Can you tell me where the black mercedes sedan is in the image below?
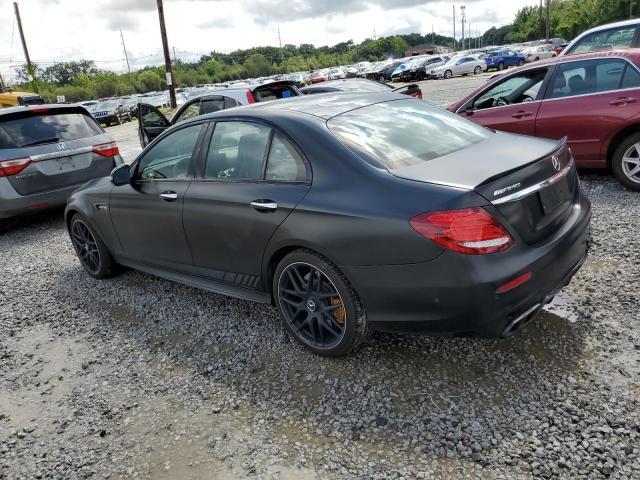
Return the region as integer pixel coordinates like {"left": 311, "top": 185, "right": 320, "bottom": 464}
{"left": 65, "top": 93, "right": 591, "bottom": 357}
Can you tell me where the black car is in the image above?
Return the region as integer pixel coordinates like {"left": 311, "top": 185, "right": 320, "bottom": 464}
{"left": 300, "top": 78, "right": 423, "bottom": 99}
{"left": 65, "top": 93, "right": 591, "bottom": 357}
{"left": 90, "top": 101, "right": 131, "bottom": 127}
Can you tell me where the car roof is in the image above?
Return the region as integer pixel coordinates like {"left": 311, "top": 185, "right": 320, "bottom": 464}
{"left": 518, "top": 48, "right": 640, "bottom": 68}
{"left": 194, "top": 92, "right": 408, "bottom": 121}
{"left": 578, "top": 18, "right": 640, "bottom": 34}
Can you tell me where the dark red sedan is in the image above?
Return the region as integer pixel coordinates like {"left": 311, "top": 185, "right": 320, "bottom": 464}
{"left": 449, "top": 49, "right": 640, "bottom": 190}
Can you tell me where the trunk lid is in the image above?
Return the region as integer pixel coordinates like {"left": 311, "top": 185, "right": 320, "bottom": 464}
{"left": 392, "top": 133, "right": 578, "bottom": 244}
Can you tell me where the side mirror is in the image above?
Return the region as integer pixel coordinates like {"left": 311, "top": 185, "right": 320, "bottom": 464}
{"left": 111, "top": 164, "right": 131, "bottom": 186}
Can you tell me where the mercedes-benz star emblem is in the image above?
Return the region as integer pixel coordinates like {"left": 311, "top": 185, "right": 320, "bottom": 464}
{"left": 551, "top": 155, "right": 561, "bottom": 171}
{"left": 306, "top": 299, "right": 317, "bottom": 312}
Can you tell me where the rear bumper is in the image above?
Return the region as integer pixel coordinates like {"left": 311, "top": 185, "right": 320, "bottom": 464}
{"left": 0, "top": 179, "right": 83, "bottom": 219}
{"left": 341, "top": 194, "right": 591, "bottom": 337}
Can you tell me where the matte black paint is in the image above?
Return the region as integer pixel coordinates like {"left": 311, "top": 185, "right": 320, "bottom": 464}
{"left": 66, "top": 92, "right": 591, "bottom": 337}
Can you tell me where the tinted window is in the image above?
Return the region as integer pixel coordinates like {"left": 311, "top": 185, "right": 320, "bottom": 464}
{"left": 200, "top": 98, "right": 225, "bottom": 114}
{"left": 568, "top": 27, "right": 637, "bottom": 55}
{"left": 474, "top": 69, "right": 547, "bottom": 109}
{"left": 174, "top": 102, "right": 200, "bottom": 124}
{"left": 224, "top": 97, "right": 240, "bottom": 109}
{"left": 265, "top": 134, "right": 306, "bottom": 182}
{"left": 327, "top": 99, "right": 489, "bottom": 170}
{"left": 205, "top": 122, "right": 270, "bottom": 180}
{"left": 0, "top": 111, "right": 102, "bottom": 149}
{"left": 137, "top": 124, "right": 202, "bottom": 180}
{"left": 621, "top": 64, "right": 640, "bottom": 88}
{"left": 548, "top": 59, "right": 626, "bottom": 99}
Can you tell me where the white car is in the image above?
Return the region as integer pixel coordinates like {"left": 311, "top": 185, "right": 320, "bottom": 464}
{"left": 523, "top": 45, "right": 556, "bottom": 62}
{"left": 561, "top": 18, "right": 640, "bottom": 56}
{"left": 327, "top": 68, "right": 346, "bottom": 80}
{"left": 430, "top": 56, "right": 487, "bottom": 79}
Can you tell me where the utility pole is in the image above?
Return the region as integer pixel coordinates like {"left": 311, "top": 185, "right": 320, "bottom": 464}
{"left": 120, "top": 29, "right": 131, "bottom": 74}
{"left": 277, "top": 28, "right": 284, "bottom": 65}
{"left": 631, "top": 0, "right": 634, "bottom": 18}
{"left": 539, "top": 0, "right": 544, "bottom": 39}
{"left": 452, "top": 5, "right": 456, "bottom": 51}
{"left": 545, "top": 0, "right": 551, "bottom": 41}
{"left": 0, "top": 73, "right": 5, "bottom": 92}
{"left": 460, "top": 5, "right": 466, "bottom": 51}
{"left": 13, "top": 2, "right": 35, "bottom": 90}
{"left": 156, "top": 0, "right": 176, "bottom": 108}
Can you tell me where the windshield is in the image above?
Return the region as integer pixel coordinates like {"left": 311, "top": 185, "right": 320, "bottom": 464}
{"left": 99, "top": 102, "right": 119, "bottom": 110}
{"left": 327, "top": 99, "right": 489, "bottom": 170}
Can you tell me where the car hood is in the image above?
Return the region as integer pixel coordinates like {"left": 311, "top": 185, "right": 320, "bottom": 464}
{"left": 389, "top": 131, "right": 559, "bottom": 189}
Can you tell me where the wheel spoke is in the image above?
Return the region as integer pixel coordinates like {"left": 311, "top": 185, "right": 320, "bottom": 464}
{"left": 628, "top": 165, "right": 640, "bottom": 177}
{"left": 280, "top": 296, "right": 302, "bottom": 308}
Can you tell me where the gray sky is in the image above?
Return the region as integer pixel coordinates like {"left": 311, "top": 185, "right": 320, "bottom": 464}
{"left": 0, "top": 0, "right": 537, "bottom": 83}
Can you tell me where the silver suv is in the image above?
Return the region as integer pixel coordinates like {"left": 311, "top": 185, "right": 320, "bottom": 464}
{"left": 0, "top": 105, "right": 123, "bottom": 220}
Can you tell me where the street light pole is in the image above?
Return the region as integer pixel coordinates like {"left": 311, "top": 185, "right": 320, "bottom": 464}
{"left": 156, "top": 0, "right": 176, "bottom": 109}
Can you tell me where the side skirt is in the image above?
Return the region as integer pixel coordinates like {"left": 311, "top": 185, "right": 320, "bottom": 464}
{"left": 116, "top": 257, "right": 271, "bottom": 304}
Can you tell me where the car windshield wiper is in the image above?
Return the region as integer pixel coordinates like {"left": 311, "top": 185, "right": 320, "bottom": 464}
{"left": 21, "top": 137, "right": 60, "bottom": 147}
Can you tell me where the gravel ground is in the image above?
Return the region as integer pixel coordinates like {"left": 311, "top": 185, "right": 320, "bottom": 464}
{"left": 1, "top": 74, "right": 639, "bottom": 480}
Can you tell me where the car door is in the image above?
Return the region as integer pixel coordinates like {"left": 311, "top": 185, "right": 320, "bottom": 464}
{"left": 182, "top": 120, "right": 311, "bottom": 289}
{"left": 110, "top": 122, "right": 207, "bottom": 269}
{"left": 138, "top": 103, "right": 171, "bottom": 148}
{"left": 535, "top": 58, "right": 640, "bottom": 166}
{"left": 458, "top": 66, "right": 550, "bottom": 135}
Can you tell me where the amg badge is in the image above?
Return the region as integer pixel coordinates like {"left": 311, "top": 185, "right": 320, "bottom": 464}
{"left": 494, "top": 182, "right": 521, "bottom": 197}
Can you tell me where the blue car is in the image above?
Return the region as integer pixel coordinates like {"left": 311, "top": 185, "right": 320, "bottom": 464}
{"left": 484, "top": 49, "right": 526, "bottom": 71}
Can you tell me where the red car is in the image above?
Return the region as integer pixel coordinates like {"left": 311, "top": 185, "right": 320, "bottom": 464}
{"left": 449, "top": 49, "right": 640, "bottom": 190}
{"left": 310, "top": 71, "right": 327, "bottom": 84}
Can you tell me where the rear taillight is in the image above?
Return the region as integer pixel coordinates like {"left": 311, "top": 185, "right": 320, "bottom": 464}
{"left": 0, "top": 157, "right": 32, "bottom": 177}
{"left": 246, "top": 91, "right": 256, "bottom": 104}
{"left": 92, "top": 141, "right": 120, "bottom": 157}
{"left": 409, "top": 207, "right": 513, "bottom": 255}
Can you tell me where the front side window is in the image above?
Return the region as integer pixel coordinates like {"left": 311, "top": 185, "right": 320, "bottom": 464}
{"left": 568, "top": 27, "right": 637, "bottom": 55}
{"left": 174, "top": 103, "right": 200, "bottom": 124}
{"left": 200, "top": 98, "right": 225, "bottom": 114}
{"left": 137, "top": 124, "right": 202, "bottom": 181}
{"left": 205, "top": 122, "right": 270, "bottom": 180}
{"left": 474, "top": 69, "right": 547, "bottom": 109}
{"left": 548, "top": 59, "right": 626, "bottom": 99}
{"left": 327, "top": 99, "right": 489, "bottom": 170}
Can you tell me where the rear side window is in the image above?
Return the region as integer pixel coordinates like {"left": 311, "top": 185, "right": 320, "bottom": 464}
{"left": 0, "top": 111, "right": 102, "bottom": 149}
{"left": 621, "top": 64, "right": 640, "bottom": 88}
{"left": 205, "top": 121, "right": 271, "bottom": 180}
{"left": 548, "top": 59, "right": 626, "bottom": 99}
{"left": 265, "top": 134, "right": 306, "bottom": 182}
{"left": 327, "top": 99, "right": 489, "bottom": 170}
{"left": 200, "top": 98, "right": 225, "bottom": 114}
{"left": 568, "top": 27, "right": 637, "bottom": 55}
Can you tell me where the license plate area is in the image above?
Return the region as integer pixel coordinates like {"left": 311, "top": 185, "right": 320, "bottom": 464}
{"left": 538, "top": 177, "right": 571, "bottom": 215}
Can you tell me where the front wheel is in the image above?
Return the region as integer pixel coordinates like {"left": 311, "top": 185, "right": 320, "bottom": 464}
{"left": 497, "top": 62, "right": 505, "bottom": 71}
{"left": 274, "top": 250, "right": 369, "bottom": 357}
{"left": 444, "top": 70, "right": 453, "bottom": 79}
{"left": 474, "top": 66, "right": 482, "bottom": 75}
{"left": 69, "top": 214, "right": 119, "bottom": 279}
{"left": 518, "top": 59, "right": 525, "bottom": 66}
{"left": 378, "top": 75, "right": 385, "bottom": 83}
{"left": 612, "top": 133, "right": 640, "bottom": 191}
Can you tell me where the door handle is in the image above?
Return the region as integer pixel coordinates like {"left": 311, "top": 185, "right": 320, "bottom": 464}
{"left": 250, "top": 200, "right": 278, "bottom": 212}
{"left": 609, "top": 97, "right": 637, "bottom": 106}
{"left": 512, "top": 111, "right": 533, "bottom": 119}
{"left": 160, "top": 191, "right": 178, "bottom": 201}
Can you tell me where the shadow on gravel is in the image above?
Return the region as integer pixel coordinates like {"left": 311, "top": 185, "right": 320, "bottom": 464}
{"left": 0, "top": 207, "right": 65, "bottom": 236}
{"left": 52, "top": 263, "right": 597, "bottom": 473}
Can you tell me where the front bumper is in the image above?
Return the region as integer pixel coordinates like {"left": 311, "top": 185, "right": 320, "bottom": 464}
{"left": 341, "top": 194, "right": 591, "bottom": 337}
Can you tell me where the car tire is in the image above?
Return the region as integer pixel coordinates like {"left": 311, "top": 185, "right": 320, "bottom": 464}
{"left": 552, "top": 54, "right": 557, "bottom": 57}
{"left": 518, "top": 59, "right": 525, "bottom": 66}
{"left": 274, "top": 249, "right": 370, "bottom": 357}
{"left": 535, "top": 57, "right": 540, "bottom": 61}
{"left": 69, "top": 213, "right": 119, "bottom": 279}
{"left": 611, "top": 133, "right": 640, "bottom": 191}
{"left": 444, "top": 70, "right": 452, "bottom": 79}
{"left": 497, "top": 62, "right": 505, "bottom": 71}
{"left": 115, "top": 115, "right": 122, "bottom": 125}
{"left": 474, "top": 66, "right": 482, "bottom": 75}
{"left": 378, "top": 75, "right": 385, "bottom": 83}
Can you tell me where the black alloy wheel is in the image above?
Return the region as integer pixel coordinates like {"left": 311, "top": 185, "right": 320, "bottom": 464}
{"left": 69, "top": 214, "right": 118, "bottom": 279}
{"left": 274, "top": 250, "right": 369, "bottom": 356}
{"left": 71, "top": 218, "right": 101, "bottom": 275}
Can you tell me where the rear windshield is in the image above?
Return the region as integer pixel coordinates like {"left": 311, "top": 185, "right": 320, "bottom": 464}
{"left": 253, "top": 84, "right": 299, "bottom": 102}
{"left": 327, "top": 99, "right": 489, "bottom": 169}
{"left": 0, "top": 110, "right": 103, "bottom": 149}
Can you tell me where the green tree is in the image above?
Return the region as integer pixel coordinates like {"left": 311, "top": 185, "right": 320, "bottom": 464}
{"left": 243, "top": 54, "right": 271, "bottom": 77}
